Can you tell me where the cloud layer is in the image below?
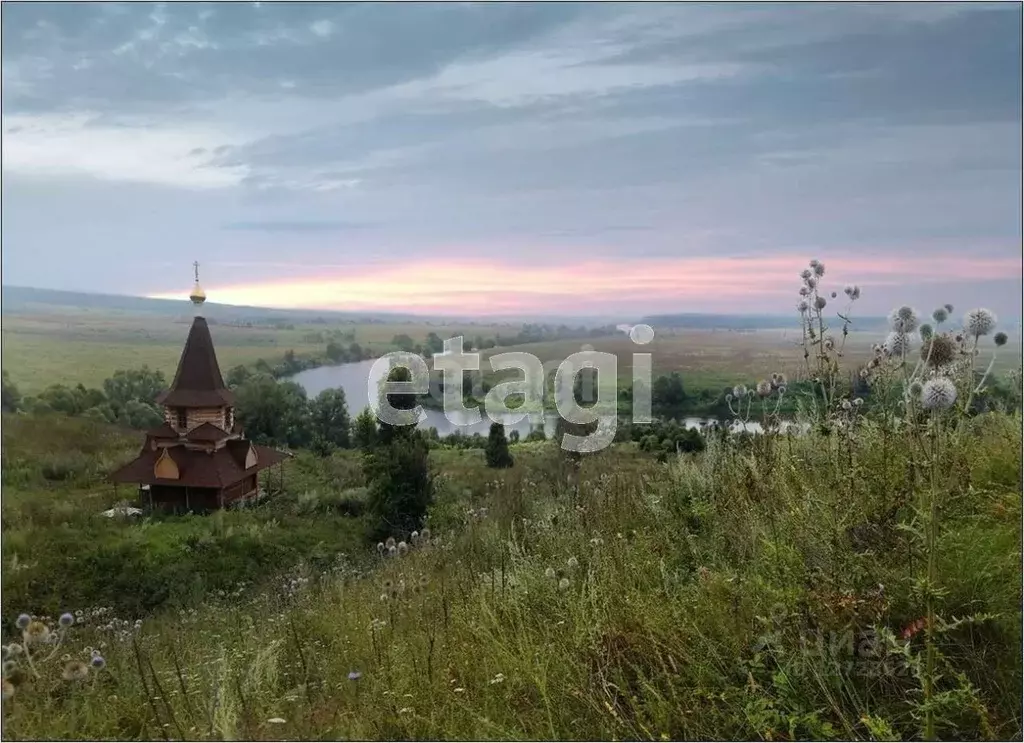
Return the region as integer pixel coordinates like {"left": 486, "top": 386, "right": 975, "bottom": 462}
{"left": 2, "top": 2, "right": 1021, "bottom": 318}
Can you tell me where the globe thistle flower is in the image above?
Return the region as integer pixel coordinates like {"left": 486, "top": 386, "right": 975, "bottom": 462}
{"left": 908, "top": 380, "right": 924, "bottom": 396}
{"left": 777, "top": 385, "right": 787, "bottom": 394}
{"left": 994, "top": 332, "right": 1008, "bottom": 347}
{"left": 932, "top": 307, "right": 949, "bottom": 324}
{"left": 385, "top": 537, "right": 396, "bottom": 550}
{"left": 348, "top": 670, "right": 362, "bottom": 681}
{"left": 90, "top": 655, "right": 106, "bottom": 671}
{"left": 23, "top": 621, "right": 50, "bottom": 645}
{"left": 58, "top": 613, "right": 74, "bottom": 629}
{"left": 883, "top": 332, "right": 911, "bottom": 357}
{"left": 567, "top": 556, "right": 579, "bottom": 570}
{"left": 410, "top": 531, "right": 420, "bottom": 545}
{"left": 2, "top": 679, "right": 13, "bottom": 701}
{"left": 544, "top": 567, "right": 556, "bottom": 579}
{"left": 806, "top": 276, "right": 818, "bottom": 290}
{"left": 812, "top": 261, "right": 825, "bottom": 277}
{"left": 888, "top": 306, "right": 920, "bottom": 333}
{"left": 62, "top": 660, "right": 90, "bottom": 682}
{"left": 813, "top": 296, "right": 827, "bottom": 310}
{"left": 388, "top": 545, "right": 397, "bottom": 558}
{"left": 421, "top": 528, "right": 431, "bottom": 543}
{"left": 732, "top": 385, "right": 748, "bottom": 399}
{"left": 921, "top": 333, "right": 957, "bottom": 368}
{"left": 376, "top": 542, "right": 385, "bottom": 555}
{"left": 756, "top": 380, "right": 773, "bottom": 398}
{"left": 921, "top": 378, "right": 957, "bottom": 411}
{"left": 397, "top": 541, "right": 409, "bottom": 556}
{"left": 919, "top": 324, "right": 933, "bottom": 340}
{"left": 800, "top": 268, "right": 813, "bottom": 280}
{"left": 15, "top": 615, "right": 30, "bottom": 631}
{"left": 830, "top": 291, "right": 837, "bottom": 299}
{"left": 944, "top": 303, "right": 954, "bottom": 314}
{"left": 798, "top": 286, "right": 810, "bottom": 297}
{"left": 964, "top": 308, "right": 997, "bottom": 337}
{"left": 558, "top": 578, "right": 570, "bottom": 591}
{"left": 797, "top": 300, "right": 809, "bottom": 313}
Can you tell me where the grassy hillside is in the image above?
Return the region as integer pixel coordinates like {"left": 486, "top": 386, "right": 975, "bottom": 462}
{"left": 1, "top": 405, "right": 1021, "bottom": 739}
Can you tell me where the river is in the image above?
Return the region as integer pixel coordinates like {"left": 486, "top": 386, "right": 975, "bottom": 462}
{"left": 288, "top": 359, "right": 768, "bottom": 437}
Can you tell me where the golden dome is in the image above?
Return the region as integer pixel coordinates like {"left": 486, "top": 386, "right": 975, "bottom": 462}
{"left": 190, "top": 282, "right": 206, "bottom": 306}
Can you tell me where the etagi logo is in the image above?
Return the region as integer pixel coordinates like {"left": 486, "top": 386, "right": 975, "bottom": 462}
{"left": 368, "top": 325, "right": 656, "bottom": 453}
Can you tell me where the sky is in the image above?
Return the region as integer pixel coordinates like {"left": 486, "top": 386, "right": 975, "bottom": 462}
{"left": 2, "top": 2, "right": 1022, "bottom": 319}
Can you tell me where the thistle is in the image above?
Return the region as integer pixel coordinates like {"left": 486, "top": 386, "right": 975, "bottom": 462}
{"left": 921, "top": 378, "right": 957, "bottom": 411}
{"left": 921, "top": 333, "right": 957, "bottom": 368}
{"left": 932, "top": 307, "right": 949, "bottom": 324}
{"left": 558, "top": 578, "right": 570, "bottom": 591}
{"left": 15, "top": 615, "right": 30, "bottom": 631}
{"left": 888, "top": 306, "right": 920, "bottom": 334}
{"left": 385, "top": 537, "right": 396, "bottom": 550}
{"left": 61, "top": 660, "right": 89, "bottom": 682}
{"left": 964, "top": 308, "right": 997, "bottom": 338}
{"left": 58, "top": 613, "right": 74, "bottom": 629}
{"left": 756, "top": 380, "right": 773, "bottom": 398}
{"left": 23, "top": 621, "right": 50, "bottom": 646}
{"left": 397, "top": 541, "right": 409, "bottom": 556}
{"left": 883, "top": 332, "right": 911, "bottom": 357}
{"left": 994, "top": 332, "right": 1008, "bottom": 347}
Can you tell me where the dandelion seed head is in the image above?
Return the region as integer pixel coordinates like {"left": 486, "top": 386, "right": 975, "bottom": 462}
{"left": 921, "top": 377, "right": 957, "bottom": 411}
{"left": 888, "top": 306, "right": 920, "bottom": 333}
{"left": 964, "top": 308, "right": 997, "bottom": 337}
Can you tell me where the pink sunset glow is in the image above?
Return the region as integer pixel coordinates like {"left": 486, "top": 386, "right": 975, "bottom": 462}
{"left": 149, "top": 252, "right": 1022, "bottom": 316}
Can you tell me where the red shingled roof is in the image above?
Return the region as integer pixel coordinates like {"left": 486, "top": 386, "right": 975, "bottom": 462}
{"left": 155, "top": 316, "right": 235, "bottom": 408}
{"left": 109, "top": 442, "right": 287, "bottom": 488}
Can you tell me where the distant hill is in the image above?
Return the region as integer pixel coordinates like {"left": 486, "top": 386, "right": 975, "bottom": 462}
{"left": 0, "top": 285, "right": 419, "bottom": 324}
{"left": 639, "top": 311, "right": 888, "bottom": 332}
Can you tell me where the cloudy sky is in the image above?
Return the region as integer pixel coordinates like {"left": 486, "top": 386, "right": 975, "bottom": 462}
{"left": 2, "top": 2, "right": 1021, "bottom": 318}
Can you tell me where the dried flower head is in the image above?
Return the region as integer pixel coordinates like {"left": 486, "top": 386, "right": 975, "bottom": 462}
{"left": 823, "top": 337, "right": 835, "bottom": 351}
{"left": 806, "top": 276, "right": 819, "bottom": 290}
{"left": 15, "top": 615, "right": 30, "bottom": 631}
{"left": 2, "top": 661, "right": 15, "bottom": 676}
{"left": 388, "top": 546, "right": 397, "bottom": 558}
{"left": 558, "top": 578, "right": 571, "bottom": 591}
{"left": 814, "top": 296, "right": 827, "bottom": 310}
{"left": 732, "top": 385, "right": 748, "bottom": 399}
{"left": 397, "top": 541, "right": 409, "bottom": 556}
{"left": 800, "top": 268, "right": 813, "bottom": 280}
{"left": 994, "top": 332, "right": 1008, "bottom": 347}
{"left": 7, "top": 644, "right": 22, "bottom": 658}
{"left": 567, "top": 556, "right": 579, "bottom": 569}
{"left": 421, "top": 528, "right": 432, "bottom": 542}
{"left": 756, "top": 380, "right": 773, "bottom": 397}
{"left": 544, "top": 567, "right": 556, "bottom": 579}
{"left": 410, "top": 531, "right": 420, "bottom": 545}
{"left": 812, "top": 261, "right": 825, "bottom": 277}
{"left": 797, "top": 300, "right": 809, "bottom": 313}
{"left": 932, "top": 307, "right": 949, "bottom": 324}
{"left": 376, "top": 542, "right": 385, "bottom": 554}
{"left": 62, "top": 660, "right": 89, "bottom": 682}
{"left": 58, "top": 613, "right": 74, "bottom": 628}
{"left": 921, "top": 333, "right": 957, "bottom": 368}
{"left": 921, "top": 378, "right": 957, "bottom": 411}
{"left": 841, "top": 399, "right": 852, "bottom": 411}
{"left": 853, "top": 397, "right": 863, "bottom": 407}
{"left": 964, "top": 308, "right": 997, "bottom": 337}
{"left": 888, "top": 306, "right": 920, "bottom": 333}
{"left": 23, "top": 621, "right": 50, "bottom": 645}
{"left": 385, "top": 537, "right": 396, "bottom": 550}
{"left": 883, "top": 332, "right": 911, "bottom": 357}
